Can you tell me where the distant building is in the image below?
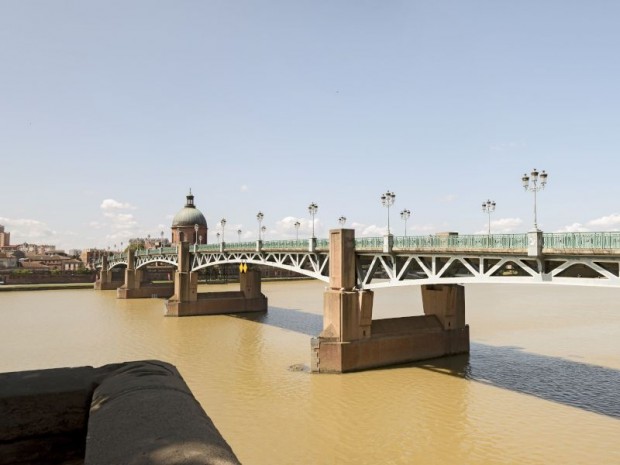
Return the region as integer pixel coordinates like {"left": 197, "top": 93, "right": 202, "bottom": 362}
{"left": 171, "top": 190, "right": 208, "bottom": 245}
{"left": 80, "top": 249, "right": 107, "bottom": 269}
{"left": 0, "top": 225, "right": 10, "bottom": 248}
{"left": 21, "top": 254, "right": 82, "bottom": 271}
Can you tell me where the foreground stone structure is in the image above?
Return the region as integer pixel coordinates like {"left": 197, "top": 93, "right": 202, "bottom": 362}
{"left": 311, "top": 229, "right": 470, "bottom": 372}
{"left": 0, "top": 361, "right": 241, "bottom": 465}
{"left": 165, "top": 242, "right": 267, "bottom": 316}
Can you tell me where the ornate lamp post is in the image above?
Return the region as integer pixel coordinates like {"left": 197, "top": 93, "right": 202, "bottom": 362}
{"left": 160, "top": 231, "right": 164, "bottom": 247}
{"left": 338, "top": 216, "right": 347, "bottom": 227}
{"left": 220, "top": 218, "right": 226, "bottom": 243}
{"left": 257, "top": 212, "right": 264, "bottom": 241}
{"left": 237, "top": 229, "right": 242, "bottom": 242}
{"left": 216, "top": 232, "right": 220, "bottom": 244}
{"left": 381, "top": 190, "right": 396, "bottom": 235}
{"left": 194, "top": 224, "right": 199, "bottom": 245}
{"left": 482, "top": 200, "right": 496, "bottom": 235}
{"left": 294, "top": 221, "right": 300, "bottom": 241}
{"left": 400, "top": 209, "right": 411, "bottom": 237}
{"left": 522, "top": 169, "right": 548, "bottom": 230}
{"left": 261, "top": 225, "right": 266, "bottom": 240}
{"left": 308, "top": 202, "right": 318, "bottom": 238}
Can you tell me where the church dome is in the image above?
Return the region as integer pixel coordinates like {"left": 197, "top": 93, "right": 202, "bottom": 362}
{"left": 172, "top": 191, "right": 207, "bottom": 228}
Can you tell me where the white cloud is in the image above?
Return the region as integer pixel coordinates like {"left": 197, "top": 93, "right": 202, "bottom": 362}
{"left": 588, "top": 213, "right": 620, "bottom": 228}
{"left": 100, "top": 199, "right": 136, "bottom": 211}
{"left": 556, "top": 223, "right": 590, "bottom": 233}
{"left": 240, "top": 184, "right": 249, "bottom": 192}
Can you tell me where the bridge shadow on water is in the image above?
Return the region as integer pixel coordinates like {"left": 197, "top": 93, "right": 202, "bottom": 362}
{"left": 231, "top": 307, "right": 620, "bottom": 420}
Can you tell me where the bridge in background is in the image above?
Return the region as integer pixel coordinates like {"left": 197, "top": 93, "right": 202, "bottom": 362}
{"left": 95, "top": 230, "right": 620, "bottom": 373}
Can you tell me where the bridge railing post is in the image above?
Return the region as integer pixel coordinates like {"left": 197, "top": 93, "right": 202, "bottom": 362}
{"left": 383, "top": 234, "right": 393, "bottom": 253}
{"left": 308, "top": 237, "right": 317, "bottom": 253}
{"left": 528, "top": 229, "right": 543, "bottom": 257}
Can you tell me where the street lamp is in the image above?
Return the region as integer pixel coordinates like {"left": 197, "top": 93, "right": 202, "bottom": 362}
{"left": 338, "top": 216, "right": 347, "bottom": 227}
{"left": 308, "top": 202, "right": 318, "bottom": 238}
{"left": 160, "top": 231, "right": 164, "bottom": 247}
{"left": 216, "top": 232, "right": 220, "bottom": 244}
{"left": 237, "top": 229, "right": 242, "bottom": 242}
{"left": 220, "top": 218, "right": 226, "bottom": 243}
{"left": 194, "top": 224, "right": 199, "bottom": 245}
{"left": 381, "top": 190, "right": 396, "bottom": 235}
{"left": 257, "top": 211, "right": 264, "bottom": 240}
{"left": 522, "top": 168, "right": 549, "bottom": 230}
{"left": 294, "top": 221, "right": 300, "bottom": 241}
{"left": 400, "top": 209, "right": 411, "bottom": 237}
{"left": 261, "top": 225, "right": 266, "bottom": 240}
{"left": 482, "top": 200, "right": 496, "bottom": 235}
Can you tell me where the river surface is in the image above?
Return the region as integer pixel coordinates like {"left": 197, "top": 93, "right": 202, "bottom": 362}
{"left": 1, "top": 281, "right": 619, "bottom": 464}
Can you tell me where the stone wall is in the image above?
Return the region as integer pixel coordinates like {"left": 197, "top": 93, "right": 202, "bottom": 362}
{"left": 0, "top": 361, "right": 241, "bottom": 465}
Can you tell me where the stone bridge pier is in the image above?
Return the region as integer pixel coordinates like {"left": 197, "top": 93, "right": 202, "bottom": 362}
{"left": 311, "top": 229, "right": 470, "bottom": 373}
{"left": 165, "top": 242, "right": 267, "bottom": 316}
{"left": 93, "top": 255, "right": 124, "bottom": 290}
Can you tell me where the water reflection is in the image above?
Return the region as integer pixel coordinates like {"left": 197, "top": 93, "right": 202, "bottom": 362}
{"left": 234, "top": 305, "right": 620, "bottom": 419}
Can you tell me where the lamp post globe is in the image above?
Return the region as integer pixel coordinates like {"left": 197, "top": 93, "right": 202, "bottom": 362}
{"left": 338, "top": 216, "right": 347, "bottom": 227}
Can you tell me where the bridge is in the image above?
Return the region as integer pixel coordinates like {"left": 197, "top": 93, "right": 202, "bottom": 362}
{"left": 100, "top": 231, "right": 620, "bottom": 288}
{"left": 95, "top": 229, "right": 620, "bottom": 373}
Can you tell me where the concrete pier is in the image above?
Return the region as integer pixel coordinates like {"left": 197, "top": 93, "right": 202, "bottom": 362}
{"left": 311, "top": 229, "right": 470, "bottom": 373}
{"left": 165, "top": 242, "right": 267, "bottom": 316}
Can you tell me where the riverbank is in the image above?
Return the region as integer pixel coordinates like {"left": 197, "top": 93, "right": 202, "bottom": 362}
{"left": 0, "top": 283, "right": 95, "bottom": 292}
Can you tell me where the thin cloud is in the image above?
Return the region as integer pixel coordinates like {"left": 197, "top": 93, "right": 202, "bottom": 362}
{"left": 240, "top": 185, "right": 249, "bottom": 192}
{"left": 0, "top": 216, "right": 56, "bottom": 241}
{"left": 438, "top": 194, "right": 457, "bottom": 203}
{"left": 476, "top": 217, "right": 523, "bottom": 234}
{"left": 588, "top": 213, "right": 620, "bottom": 228}
{"left": 556, "top": 223, "right": 590, "bottom": 233}
{"left": 100, "top": 199, "right": 136, "bottom": 211}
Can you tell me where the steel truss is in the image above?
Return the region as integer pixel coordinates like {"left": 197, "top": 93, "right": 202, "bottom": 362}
{"left": 357, "top": 252, "right": 620, "bottom": 289}
{"left": 103, "top": 249, "right": 620, "bottom": 289}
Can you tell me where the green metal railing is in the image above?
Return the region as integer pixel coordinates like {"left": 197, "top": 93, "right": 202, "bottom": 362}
{"left": 355, "top": 237, "right": 384, "bottom": 250}
{"left": 103, "top": 233, "right": 620, "bottom": 266}
{"left": 543, "top": 232, "right": 620, "bottom": 249}
{"left": 396, "top": 234, "right": 528, "bottom": 249}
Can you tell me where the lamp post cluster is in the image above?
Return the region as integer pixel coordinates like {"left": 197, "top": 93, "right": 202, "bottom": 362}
{"left": 522, "top": 168, "right": 549, "bottom": 231}
{"left": 482, "top": 200, "right": 496, "bottom": 235}
{"left": 308, "top": 202, "right": 318, "bottom": 238}
{"left": 381, "top": 190, "right": 396, "bottom": 235}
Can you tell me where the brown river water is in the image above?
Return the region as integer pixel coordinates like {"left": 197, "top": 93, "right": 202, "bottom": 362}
{"left": 1, "top": 281, "right": 619, "bottom": 464}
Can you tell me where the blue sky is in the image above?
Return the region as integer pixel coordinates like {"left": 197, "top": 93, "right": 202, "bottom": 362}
{"left": 1, "top": 1, "right": 619, "bottom": 250}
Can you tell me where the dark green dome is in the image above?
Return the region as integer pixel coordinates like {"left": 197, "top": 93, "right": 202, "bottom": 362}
{"left": 172, "top": 191, "right": 207, "bottom": 228}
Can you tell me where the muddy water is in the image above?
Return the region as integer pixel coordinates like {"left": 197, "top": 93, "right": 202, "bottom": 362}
{"left": 1, "top": 281, "right": 619, "bottom": 464}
